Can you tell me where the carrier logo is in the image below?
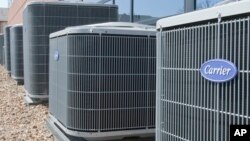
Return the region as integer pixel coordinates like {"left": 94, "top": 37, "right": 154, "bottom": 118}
{"left": 200, "top": 59, "right": 237, "bottom": 83}
{"left": 54, "top": 50, "right": 59, "bottom": 61}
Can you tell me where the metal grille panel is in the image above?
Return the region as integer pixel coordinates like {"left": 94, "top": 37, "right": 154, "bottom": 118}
{"left": 156, "top": 17, "right": 250, "bottom": 141}
{"left": 23, "top": 2, "right": 118, "bottom": 97}
{"left": 49, "top": 33, "right": 156, "bottom": 133}
{"left": 4, "top": 26, "right": 11, "bottom": 73}
{"left": 10, "top": 25, "right": 24, "bottom": 82}
{"left": 0, "top": 34, "right": 3, "bottom": 65}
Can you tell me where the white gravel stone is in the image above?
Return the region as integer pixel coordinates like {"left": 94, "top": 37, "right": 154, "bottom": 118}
{"left": 0, "top": 66, "right": 53, "bottom": 141}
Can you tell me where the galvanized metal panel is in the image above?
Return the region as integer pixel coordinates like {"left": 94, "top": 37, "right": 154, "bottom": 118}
{"left": 10, "top": 25, "right": 24, "bottom": 82}
{"left": 49, "top": 30, "right": 156, "bottom": 138}
{"left": 4, "top": 26, "right": 11, "bottom": 73}
{"left": 23, "top": 2, "right": 118, "bottom": 98}
{"left": 157, "top": 17, "right": 250, "bottom": 141}
{"left": 0, "top": 34, "right": 4, "bottom": 65}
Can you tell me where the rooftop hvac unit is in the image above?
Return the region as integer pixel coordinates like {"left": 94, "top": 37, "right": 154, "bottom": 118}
{"left": 10, "top": 25, "right": 24, "bottom": 84}
{"left": 47, "top": 22, "right": 156, "bottom": 141}
{"left": 0, "top": 34, "right": 3, "bottom": 65}
{"left": 2, "top": 45, "right": 5, "bottom": 67}
{"left": 23, "top": 1, "right": 118, "bottom": 103}
{"left": 156, "top": 1, "right": 250, "bottom": 141}
{"left": 4, "top": 26, "right": 11, "bottom": 74}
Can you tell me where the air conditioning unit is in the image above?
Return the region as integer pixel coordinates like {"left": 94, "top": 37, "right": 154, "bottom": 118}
{"left": 0, "top": 34, "right": 3, "bottom": 65}
{"left": 156, "top": 1, "right": 250, "bottom": 141}
{"left": 10, "top": 25, "right": 24, "bottom": 84}
{"left": 4, "top": 26, "right": 11, "bottom": 74}
{"left": 47, "top": 22, "right": 156, "bottom": 141}
{"left": 23, "top": 1, "right": 118, "bottom": 103}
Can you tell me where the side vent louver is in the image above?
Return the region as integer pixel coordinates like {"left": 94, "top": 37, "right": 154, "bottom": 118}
{"left": 23, "top": 2, "right": 118, "bottom": 101}
{"left": 10, "top": 25, "right": 24, "bottom": 83}
{"left": 0, "top": 34, "right": 4, "bottom": 65}
{"left": 4, "top": 26, "right": 11, "bottom": 74}
{"left": 48, "top": 22, "right": 156, "bottom": 140}
{"left": 156, "top": 1, "right": 250, "bottom": 141}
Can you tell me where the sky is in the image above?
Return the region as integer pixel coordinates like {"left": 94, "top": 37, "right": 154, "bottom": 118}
{"left": 0, "top": 0, "right": 8, "bottom": 8}
{"left": 85, "top": 0, "right": 184, "bottom": 17}
{"left": 116, "top": 0, "right": 184, "bottom": 17}
{"left": 0, "top": 0, "right": 222, "bottom": 17}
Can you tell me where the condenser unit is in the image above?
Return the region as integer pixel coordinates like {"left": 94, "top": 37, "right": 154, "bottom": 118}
{"left": 0, "top": 34, "right": 3, "bottom": 65}
{"left": 47, "top": 22, "right": 156, "bottom": 141}
{"left": 156, "top": 1, "right": 250, "bottom": 141}
{"left": 23, "top": 1, "right": 118, "bottom": 103}
{"left": 4, "top": 26, "right": 11, "bottom": 74}
{"left": 10, "top": 25, "right": 24, "bottom": 84}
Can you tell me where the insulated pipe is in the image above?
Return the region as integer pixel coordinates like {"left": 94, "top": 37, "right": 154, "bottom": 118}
{"left": 130, "top": 0, "right": 134, "bottom": 22}
{"left": 184, "top": 0, "right": 196, "bottom": 12}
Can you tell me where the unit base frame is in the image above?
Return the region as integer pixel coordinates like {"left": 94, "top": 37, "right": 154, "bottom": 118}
{"left": 24, "top": 88, "right": 48, "bottom": 105}
{"left": 11, "top": 75, "right": 24, "bottom": 85}
{"left": 47, "top": 114, "right": 155, "bottom": 141}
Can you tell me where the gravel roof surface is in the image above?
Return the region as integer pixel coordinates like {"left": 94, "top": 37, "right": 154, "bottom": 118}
{"left": 0, "top": 65, "right": 155, "bottom": 141}
{"left": 0, "top": 66, "right": 53, "bottom": 141}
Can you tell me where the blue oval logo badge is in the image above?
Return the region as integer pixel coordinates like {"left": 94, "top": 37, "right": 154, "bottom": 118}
{"left": 200, "top": 59, "right": 237, "bottom": 83}
{"left": 54, "top": 50, "right": 59, "bottom": 61}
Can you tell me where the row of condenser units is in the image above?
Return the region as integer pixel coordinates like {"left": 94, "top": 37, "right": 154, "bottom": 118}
{"left": 0, "top": 1, "right": 156, "bottom": 141}
{"left": 0, "top": 0, "right": 250, "bottom": 141}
